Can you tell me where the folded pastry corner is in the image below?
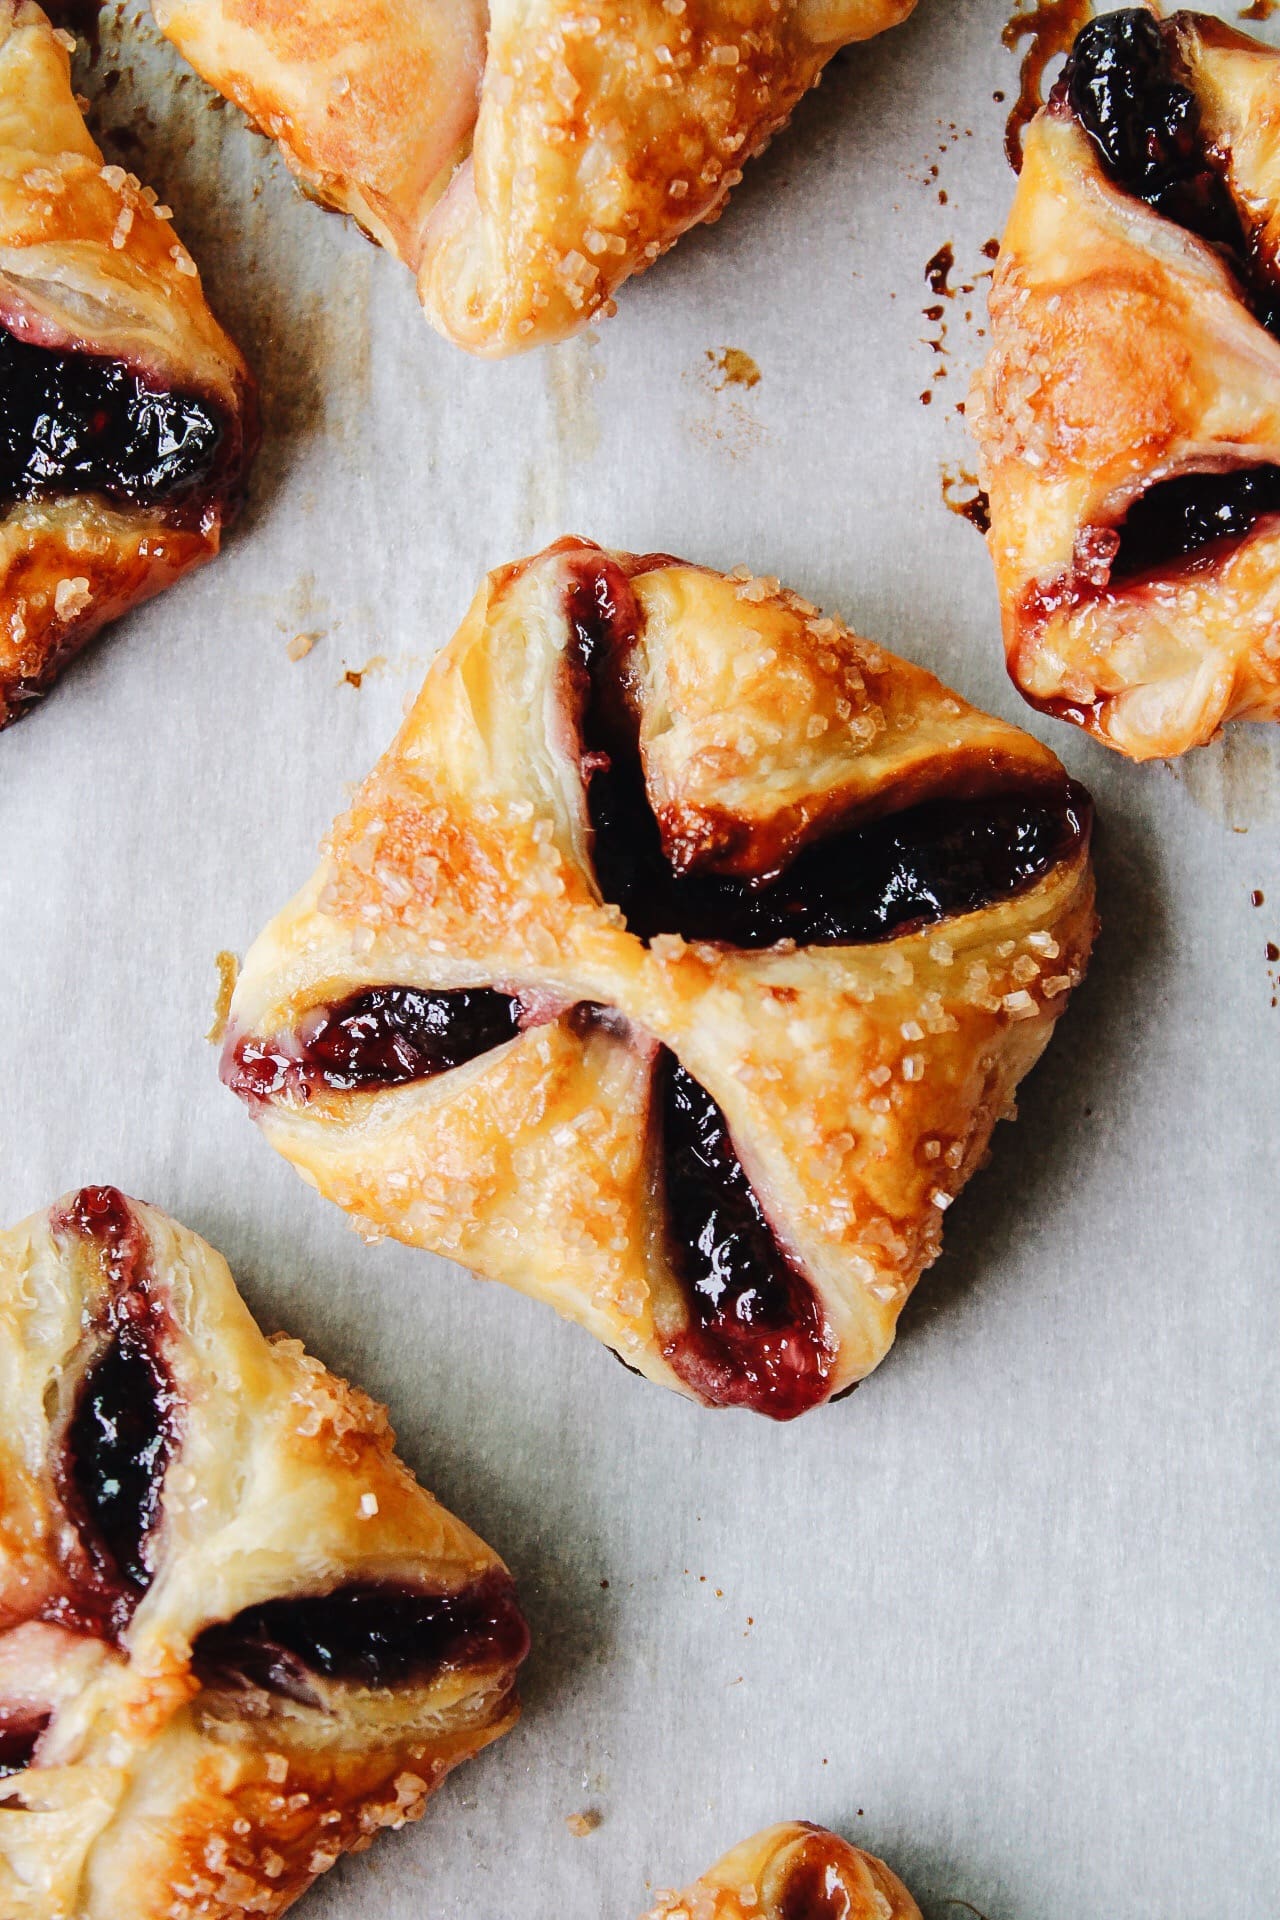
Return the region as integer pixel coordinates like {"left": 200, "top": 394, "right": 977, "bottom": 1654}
{"left": 223, "top": 538, "right": 1096, "bottom": 1421}
{"left": 0, "top": 0, "right": 257, "bottom": 729}
{"left": 641, "top": 1822, "right": 921, "bottom": 1920}
{"left": 972, "top": 7, "right": 1280, "bottom": 760}
{"left": 153, "top": 0, "right": 918, "bottom": 355}
{"left": 0, "top": 1186, "right": 527, "bottom": 1919}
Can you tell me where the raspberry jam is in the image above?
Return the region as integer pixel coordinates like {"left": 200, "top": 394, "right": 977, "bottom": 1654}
{"left": 1063, "top": 10, "right": 1280, "bottom": 335}
{"left": 0, "top": 1708, "right": 50, "bottom": 1778}
{"left": 50, "top": 1187, "right": 179, "bottom": 1640}
{"left": 224, "top": 984, "right": 526, "bottom": 1100}
{"left": 566, "top": 555, "right": 1087, "bottom": 947}
{"left": 658, "top": 1054, "right": 831, "bottom": 1420}
{"left": 1112, "top": 464, "right": 1280, "bottom": 580}
{"left": 0, "top": 328, "right": 225, "bottom": 508}
{"left": 192, "top": 1569, "right": 530, "bottom": 1704}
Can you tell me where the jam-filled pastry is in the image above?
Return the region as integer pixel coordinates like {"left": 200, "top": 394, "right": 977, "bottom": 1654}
{"left": 0, "top": 1, "right": 256, "bottom": 729}
{"left": 151, "top": 0, "right": 919, "bottom": 355}
{"left": 0, "top": 1186, "right": 528, "bottom": 1919}
{"left": 641, "top": 1823, "right": 921, "bottom": 1920}
{"left": 971, "top": 8, "right": 1280, "bottom": 761}
{"left": 223, "top": 539, "right": 1096, "bottom": 1421}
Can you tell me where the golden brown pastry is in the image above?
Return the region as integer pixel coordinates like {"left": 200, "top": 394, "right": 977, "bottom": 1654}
{"left": 152, "top": 0, "right": 919, "bottom": 355}
{"left": 223, "top": 538, "right": 1096, "bottom": 1421}
{"left": 971, "top": 8, "right": 1280, "bottom": 761}
{"left": 0, "top": 1, "right": 257, "bottom": 729}
{"left": 0, "top": 1186, "right": 527, "bottom": 1919}
{"left": 641, "top": 1823, "right": 922, "bottom": 1920}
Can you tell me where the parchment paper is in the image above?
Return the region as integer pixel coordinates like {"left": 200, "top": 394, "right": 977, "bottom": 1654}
{"left": 2, "top": 3, "right": 1278, "bottom": 1915}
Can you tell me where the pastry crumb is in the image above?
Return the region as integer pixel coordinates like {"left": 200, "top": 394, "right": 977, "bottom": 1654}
{"left": 287, "top": 630, "right": 323, "bottom": 661}
{"left": 565, "top": 1809, "right": 602, "bottom": 1837}
{"left": 206, "top": 950, "right": 239, "bottom": 1043}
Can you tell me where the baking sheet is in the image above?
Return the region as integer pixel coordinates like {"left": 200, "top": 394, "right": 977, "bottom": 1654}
{"left": 3, "top": 2, "right": 1279, "bottom": 1914}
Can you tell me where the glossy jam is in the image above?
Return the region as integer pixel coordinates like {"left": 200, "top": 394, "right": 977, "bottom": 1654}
{"left": 778, "top": 1842, "right": 861, "bottom": 1920}
{"left": 1112, "top": 464, "right": 1280, "bottom": 579}
{"left": 51, "top": 1187, "right": 178, "bottom": 1639}
{"left": 0, "top": 1708, "right": 50, "bottom": 1779}
{"left": 566, "top": 558, "right": 1085, "bottom": 947}
{"left": 192, "top": 1570, "right": 530, "bottom": 1703}
{"left": 225, "top": 984, "right": 526, "bottom": 1100}
{"left": 1063, "top": 10, "right": 1280, "bottom": 333}
{"left": 0, "top": 328, "right": 224, "bottom": 508}
{"left": 659, "top": 1054, "right": 831, "bottom": 1420}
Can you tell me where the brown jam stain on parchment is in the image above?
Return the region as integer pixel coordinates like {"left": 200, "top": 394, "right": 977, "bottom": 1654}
{"left": 1002, "top": 0, "right": 1095, "bottom": 169}
{"left": 941, "top": 467, "right": 991, "bottom": 533}
{"left": 706, "top": 347, "right": 761, "bottom": 391}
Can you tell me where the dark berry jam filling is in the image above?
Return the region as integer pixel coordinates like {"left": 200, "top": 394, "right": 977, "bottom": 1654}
{"left": 1112, "top": 463, "right": 1280, "bottom": 579}
{"left": 192, "top": 1569, "right": 529, "bottom": 1705}
{"left": 225, "top": 984, "right": 526, "bottom": 1101}
{"left": 0, "top": 328, "right": 226, "bottom": 509}
{"left": 1062, "top": 10, "right": 1280, "bottom": 334}
{"left": 0, "top": 1708, "right": 51, "bottom": 1779}
{"left": 50, "top": 1187, "right": 179, "bottom": 1640}
{"left": 566, "top": 557, "right": 1086, "bottom": 947}
{"left": 658, "top": 1053, "right": 831, "bottom": 1420}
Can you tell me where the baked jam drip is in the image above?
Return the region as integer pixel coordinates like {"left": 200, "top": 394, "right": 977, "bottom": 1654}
{"left": 0, "top": 327, "right": 225, "bottom": 510}
{"left": 778, "top": 1843, "right": 855, "bottom": 1920}
{"left": 658, "top": 1053, "right": 831, "bottom": 1420}
{"left": 225, "top": 984, "right": 526, "bottom": 1100}
{"left": 50, "top": 1187, "right": 179, "bottom": 1640}
{"left": 1111, "top": 463, "right": 1280, "bottom": 579}
{"left": 192, "top": 1569, "right": 530, "bottom": 1706}
{"left": 566, "top": 559, "right": 1085, "bottom": 947}
{"left": 0, "top": 1708, "right": 51, "bottom": 1779}
{"left": 1062, "top": 9, "right": 1280, "bottom": 334}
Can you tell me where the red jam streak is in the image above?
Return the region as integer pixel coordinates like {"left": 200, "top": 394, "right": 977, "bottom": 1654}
{"left": 565, "top": 557, "right": 1086, "bottom": 947}
{"left": 0, "top": 1708, "right": 51, "bottom": 1778}
{"left": 191, "top": 1569, "right": 530, "bottom": 1705}
{"left": 49, "top": 1187, "right": 180, "bottom": 1641}
{"left": 224, "top": 985, "right": 526, "bottom": 1100}
{"left": 0, "top": 328, "right": 225, "bottom": 508}
{"left": 659, "top": 1053, "right": 832, "bottom": 1420}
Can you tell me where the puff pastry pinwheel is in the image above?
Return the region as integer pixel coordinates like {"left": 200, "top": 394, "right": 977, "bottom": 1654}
{"left": 223, "top": 539, "right": 1096, "bottom": 1421}
{"left": 0, "top": 1, "right": 256, "bottom": 730}
{"left": 641, "top": 1823, "right": 921, "bottom": 1920}
{"left": 971, "top": 7, "right": 1280, "bottom": 760}
{"left": 151, "top": 0, "right": 919, "bottom": 355}
{"left": 0, "top": 1185, "right": 528, "bottom": 1920}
